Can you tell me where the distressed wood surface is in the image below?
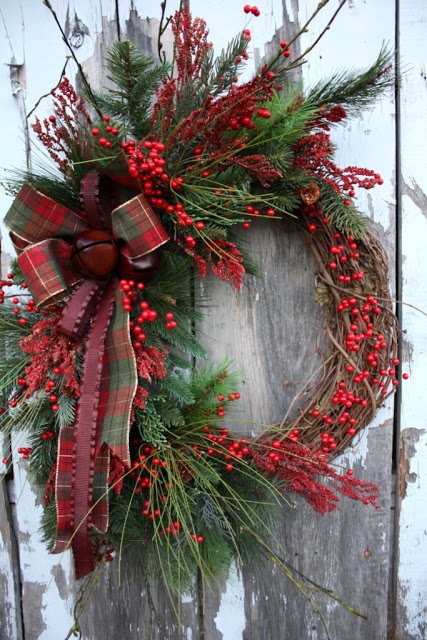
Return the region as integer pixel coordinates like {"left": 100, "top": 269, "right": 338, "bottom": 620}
{"left": 1, "top": 1, "right": 424, "bottom": 639}
{"left": 395, "top": 1, "right": 427, "bottom": 638}
{"left": 0, "top": 478, "right": 23, "bottom": 640}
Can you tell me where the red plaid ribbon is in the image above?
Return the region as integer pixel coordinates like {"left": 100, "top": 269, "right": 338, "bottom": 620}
{"left": 4, "top": 175, "right": 169, "bottom": 578}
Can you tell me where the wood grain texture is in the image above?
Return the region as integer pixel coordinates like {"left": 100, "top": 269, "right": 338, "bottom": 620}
{"left": 197, "top": 2, "right": 397, "bottom": 638}
{"left": 196, "top": 220, "right": 326, "bottom": 432}
{"left": 78, "top": 562, "right": 199, "bottom": 640}
{"left": 395, "top": 0, "right": 427, "bottom": 637}
{"left": 0, "top": 479, "right": 23, "bottom": 640}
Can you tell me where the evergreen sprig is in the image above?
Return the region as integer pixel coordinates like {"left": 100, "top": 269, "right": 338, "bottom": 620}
{"left": 89, "top": 41, "right": 170, "bottom": 140}
{"left": 305, "top": 46, "right": 394, "bottom": 118}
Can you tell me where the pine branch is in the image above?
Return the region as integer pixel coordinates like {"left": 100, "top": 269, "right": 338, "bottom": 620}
{"left": 305, "top": 46, "right": 394, "bottom": 117}
{"left": 201, "top": 32, "right": 248, "bottom": 99}
{"left": 89, "top": 41, "right": 170, "bottom": 139}
{"left": 8, "top": 170, "right": 81, "bottom": 210}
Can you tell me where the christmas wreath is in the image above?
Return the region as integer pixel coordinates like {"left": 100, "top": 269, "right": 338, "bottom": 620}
{"left": 0, "top": 0, "right": 401, "bottom": 619}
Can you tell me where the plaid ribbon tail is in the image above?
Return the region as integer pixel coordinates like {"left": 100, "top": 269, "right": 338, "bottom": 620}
{"left": 53, "top": 282, "right": 117, "bottom": 578}
{"left": 53, "top": 423, "right": 76, "bottom": 554}
{"left": 52, "top": 282, "right": 136, "bottom": 571}
{"left": 98, "top": 283, "right": 137, "bottom": 465}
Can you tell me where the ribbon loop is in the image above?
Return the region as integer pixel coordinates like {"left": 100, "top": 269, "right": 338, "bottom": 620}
{"left": 17, "top": 239, "right": 81, "bottom": 307}
{"left": 112, "top": 194, "right": 169, "bottom": 258}
{"left": 4, "top": 184, "right": 87, "bottom": 244}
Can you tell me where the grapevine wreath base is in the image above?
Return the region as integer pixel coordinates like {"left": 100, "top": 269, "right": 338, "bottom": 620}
{"left": 0, "top": 0, "right": 402, "bottom": 623}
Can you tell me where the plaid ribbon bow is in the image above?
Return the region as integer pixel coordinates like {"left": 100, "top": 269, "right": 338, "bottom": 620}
{"left": 4, "top": 174, "right": 169, "bottom": 578}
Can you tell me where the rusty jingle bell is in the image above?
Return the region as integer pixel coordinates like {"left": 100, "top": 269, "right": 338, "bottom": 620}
{"left": 71, "top": 229, "right": 118, "bottom": 280}
{"left": 71, "top": 229, "right": 161, "bottom": 283}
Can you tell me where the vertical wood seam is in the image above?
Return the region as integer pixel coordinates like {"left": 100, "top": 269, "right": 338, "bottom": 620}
{"left": 115, "top": 0, "right": 121, "bottom": 41}
{"left": 0, "top": 481, "right": 25, "bottom": 640}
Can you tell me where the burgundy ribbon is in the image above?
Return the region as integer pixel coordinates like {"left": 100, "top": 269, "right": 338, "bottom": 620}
{"left": 69, "top": 281, "right": 117, "bottom": 578}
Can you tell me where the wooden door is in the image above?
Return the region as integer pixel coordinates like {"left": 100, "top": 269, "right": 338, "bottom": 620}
{"left": 0, "top": 1, "right": 425, "bottom": 639}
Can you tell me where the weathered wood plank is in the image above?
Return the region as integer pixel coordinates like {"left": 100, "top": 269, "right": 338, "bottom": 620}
{"left": 198, "top": 1, "right": 397, "bottom": 638}
{"left": 9, "top": 433, "right": 77, "bottom": 640}
{"left": 78, "top": 564, "right": 199, "bottom": 640}
{"left": 396, "top": 0, "right": 427, "bottom": 637}
{"left": 0, "top": 477, "right": 23, "bottom": 640}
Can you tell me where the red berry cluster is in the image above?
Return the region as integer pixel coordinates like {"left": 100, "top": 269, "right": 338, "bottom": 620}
{"left": 41, "top": 429, "right": 55, "bottom": 440}
{"left": 120, "top": 392, "right": 245, "bottom": 536}
{"left": 119, "top": 279, "right": 177, "bottom": 349}
{"left": 0, "top": 276, "right": 58, "bottom": 327}
{"left": 294, "top": 131, "right": 383, "bottom": 196}
{"left": 302, "top": 212, "right": 408, "bottom": 453}
{"left": 32, "top": 77, "right": 92, "bottom": 177}
{"left": 123, "top": 140, "right": 207, "bottom": 241}
{"left": 17, "top": 447, "right": 32, "bottom": 460}
{"left": 0, "top": 273, "right": 14, "bottom": 305}
{"left": 125, "top": 139, "right": 169, "bottom": 190}
{"left": 280, "top": 39, "right": 291, "bottom": 58}
{"left": 91, "top": 114, "right": 119, "bottom": 148}
{"left": 126, "top": 443, "right": 206, "bottom": 543}
{"left": 249, "top": 439, "right": 380, "bottom": 514}
{"left": 243, "top": 5, "right": 261, "bottom": 16}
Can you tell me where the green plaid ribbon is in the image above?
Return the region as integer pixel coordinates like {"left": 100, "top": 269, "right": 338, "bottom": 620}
{"left": 4, "top": 177, "right": 169, "bottom": 578}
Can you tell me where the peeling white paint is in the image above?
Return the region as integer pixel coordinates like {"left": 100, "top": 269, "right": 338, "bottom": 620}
{"left": 214, "top": 561, "right": 246, "bottom": 638}
{"left": 398, "top": 431, "right": 427, "bottom": 638}
{"left": 181, "top": 592, "right": 194, "bottom": 604}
